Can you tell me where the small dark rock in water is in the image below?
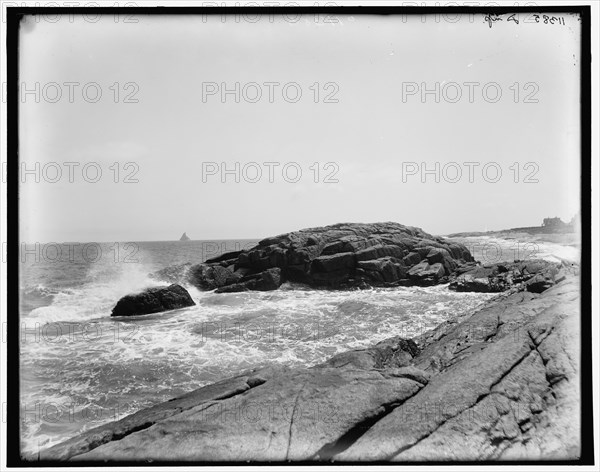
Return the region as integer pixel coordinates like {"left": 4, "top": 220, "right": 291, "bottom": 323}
{"left": 111, "top": 284, "right": 195, "bottom": 317}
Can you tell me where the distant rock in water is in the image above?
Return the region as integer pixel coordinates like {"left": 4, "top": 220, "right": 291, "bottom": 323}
{"left": 154, "top": 222, "right": 476, "bottom": 292}
{"left": 179, "top": 232, "right": 191, "bottom": 241}
{"left": 111, "top": 284, "right": 195, "bottom": 317}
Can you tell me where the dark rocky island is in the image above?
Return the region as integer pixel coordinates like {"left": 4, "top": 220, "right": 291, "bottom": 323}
{"left": 153, "top": 222, "right": 476, "bottom": 293}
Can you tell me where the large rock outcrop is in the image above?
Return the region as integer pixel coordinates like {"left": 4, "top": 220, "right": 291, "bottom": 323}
{"left": 39, "top": 269, "right": 581, "bottom": 462}
{"left": 151, "top": 222, "right": 475, "bottom": 292}
{"left": 111, "top": 284, "right": 195, "bottom": 317}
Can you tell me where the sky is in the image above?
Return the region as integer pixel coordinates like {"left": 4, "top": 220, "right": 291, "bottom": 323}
{"left": 18, "top": 11, "right": 582, "bottom": 242}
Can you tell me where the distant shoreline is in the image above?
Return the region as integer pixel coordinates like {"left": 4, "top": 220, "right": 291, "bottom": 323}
{"left": 446, "top": 225, "right": 578, "bottom": 238}
{"left": 446, "top": 227, "right": 580, "bottom": 244}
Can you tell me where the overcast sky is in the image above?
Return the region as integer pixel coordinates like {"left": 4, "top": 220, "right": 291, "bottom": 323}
{"left": 19, "top": 12, "right": 581, "bottom": 242}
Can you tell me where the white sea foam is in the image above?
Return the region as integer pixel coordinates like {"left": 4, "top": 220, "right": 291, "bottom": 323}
{"left": 26, "top": 262, "right": 164, "bottom": 323}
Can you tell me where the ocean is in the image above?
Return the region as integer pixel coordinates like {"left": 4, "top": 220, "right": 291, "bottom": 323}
{"left": 18, "top": 236, "right": 577, "bottom": 455}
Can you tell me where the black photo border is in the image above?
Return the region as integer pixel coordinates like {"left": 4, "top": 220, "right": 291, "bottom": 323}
{"left": 5, "top": 4, "right": 594, "bottom": 467}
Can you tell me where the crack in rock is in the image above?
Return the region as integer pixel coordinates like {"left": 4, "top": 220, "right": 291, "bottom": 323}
{"left": 285, "top": 381, "right": 307, "bottom": 461}
{"left": 314, "top": 387, "right": 423, "bottom": 461}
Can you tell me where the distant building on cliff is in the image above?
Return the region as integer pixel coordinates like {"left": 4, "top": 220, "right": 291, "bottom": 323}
{"left": 542, "top": 217, "right": 566, "bottom": 228}
{"left": 569, "top": 211, "right": 581, "bottom": 233}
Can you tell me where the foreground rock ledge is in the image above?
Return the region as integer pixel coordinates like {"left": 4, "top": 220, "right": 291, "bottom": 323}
{"left": 37, "top": 271, "right": 580, "bottom": 462}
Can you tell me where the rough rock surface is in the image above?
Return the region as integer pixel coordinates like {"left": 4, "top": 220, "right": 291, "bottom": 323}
{"left": 111, "top": 284, "right": 195, "bottom": 317}
{"left": 215, "top": 268, "right": 283, "bottom": 293}
{"left": 448, "top": 260, "right": 567, "bottom": 293}
{"left": 152, "top": 222, "right": 475, "bottom": 291}
{"left": 41, "top": 268, "right": 580, "bottom": 462}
